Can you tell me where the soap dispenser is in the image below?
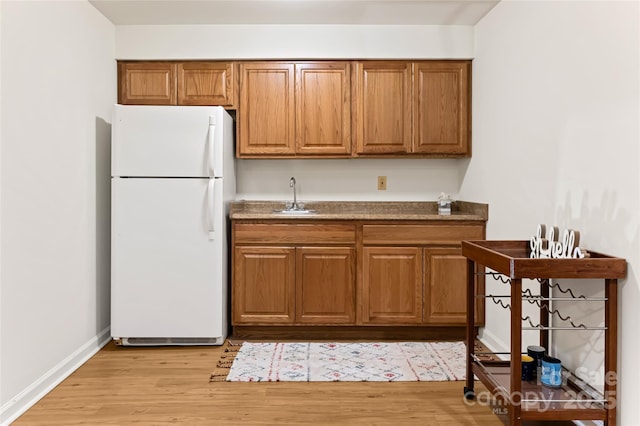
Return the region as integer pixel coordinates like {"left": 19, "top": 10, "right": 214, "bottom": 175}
{"left": 438, "top": 192, "right": 452, "bottom": 215}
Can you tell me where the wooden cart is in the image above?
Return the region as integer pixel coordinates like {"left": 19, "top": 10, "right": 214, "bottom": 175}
{"left": 462, "top": 240, "right": 626, "bottom": 425}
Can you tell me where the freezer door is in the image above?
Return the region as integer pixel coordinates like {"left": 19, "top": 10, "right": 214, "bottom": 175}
{"left": 112, "top": 105, "right": 229, "bottom": 178}
{"left": 111, "top": 178, "right": 227, "bottom": 340}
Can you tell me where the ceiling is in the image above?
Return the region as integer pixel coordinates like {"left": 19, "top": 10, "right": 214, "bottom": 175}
{"left": 89, "top": 0, "right": 500, "bottom": 26}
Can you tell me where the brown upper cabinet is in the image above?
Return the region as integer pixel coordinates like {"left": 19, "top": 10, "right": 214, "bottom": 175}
{"left": 118, "top": 62, "right": 177, "bottom": 105}
{"left": 237, "top": 62, "right": 296, "bottom": 156}
{"left": 118, "top": 61, "right": 235, "bottom": 108}
{"left": 353, "top": 61, "right": 412, "bottom": 155}
{"left": 237, "top": 61, "right": 351, "bottom": 157}
{"left": 413, "top": 61, "right": 470, "bottom": 156}
{"left": 353, "top": 60, "right": 470, "bottom": 157}
{"left": 118, "top": 59, "right": 471, "bottom": 157}
{"left": 177, "top": 62, "right": 234, "bottom": 106}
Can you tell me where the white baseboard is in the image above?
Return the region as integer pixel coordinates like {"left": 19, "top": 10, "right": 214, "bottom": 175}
{"left": 1, "top": 326, "right": 111, "bottom": 426}
{"left": 477, "top": 328, "right": 509, "bottom": 359}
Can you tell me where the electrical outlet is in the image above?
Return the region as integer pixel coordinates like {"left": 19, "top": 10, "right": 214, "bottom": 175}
{"left": 377, "top": 176, "right": 387, "bottom": 190}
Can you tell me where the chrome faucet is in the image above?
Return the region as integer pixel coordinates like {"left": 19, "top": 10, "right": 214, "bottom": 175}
{"left": 273, "top": 176, "right": 315, "bottom": 214}
{"left": 289, "top": 177, "right": 298, "bottom": 210}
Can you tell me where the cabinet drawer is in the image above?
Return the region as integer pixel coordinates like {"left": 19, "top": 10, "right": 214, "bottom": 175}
{"left": 235, "top": 223, "right": 356, "bottom": 244}
{"left": 362, "top": 224, "right": 484, "bottom": 245}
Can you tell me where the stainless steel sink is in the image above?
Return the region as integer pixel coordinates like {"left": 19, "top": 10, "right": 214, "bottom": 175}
{"left": 273, "top": 188, "right": 317, "bottom": 213}
{"left": 272, "top": 208, "right": 317, "bottom": 215}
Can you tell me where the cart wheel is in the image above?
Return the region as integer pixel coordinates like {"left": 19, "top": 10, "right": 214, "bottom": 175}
{"left": 464, "top": 387, "right": 475, "bottom": 400}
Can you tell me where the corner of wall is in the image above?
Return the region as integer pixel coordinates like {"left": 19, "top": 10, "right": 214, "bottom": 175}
{"left": 0, "top": 328, "right": 111, "bottom": 426}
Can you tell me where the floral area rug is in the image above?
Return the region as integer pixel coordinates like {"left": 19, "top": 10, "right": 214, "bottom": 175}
{"left": 224, "top": 341, "right": 468, "bottom": 382}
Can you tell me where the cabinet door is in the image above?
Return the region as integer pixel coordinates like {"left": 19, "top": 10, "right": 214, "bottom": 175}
{"left": 413, "top": 61, "right": 470, "bottom": 155}
{"left": 238, "top": 62, "right": 295, "bottom": 156}
{"left": 177, "top": 62, "right": 234, "bottom": 107}
{"left": 233, "top": 246, "right": 295, "bottom": 324}
{"left": 296, "top": 247, "right": 355, "bottom": 324}
{"left": 362, "top": 247, "right": 422, "bottom": 324}
{"left": 118, "top": 62, "right": 177, "bottom": 105}
{"left": 295, "top": 62, "right": 351, "bottom": 156}
{"left": 354, "top": 62, "right": 412, "bottom": 154}
{"left": 423, "top": 246, "right": 482, "bottom": 325}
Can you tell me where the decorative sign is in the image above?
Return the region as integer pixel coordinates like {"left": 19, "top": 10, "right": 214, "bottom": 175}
{"left": 530, "top": 224, "right": 585, "bottom": 259}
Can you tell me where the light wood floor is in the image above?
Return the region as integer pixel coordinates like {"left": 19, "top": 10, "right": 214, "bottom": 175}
{"left": 13, "top": 341, "right": 570, "bottom": 425}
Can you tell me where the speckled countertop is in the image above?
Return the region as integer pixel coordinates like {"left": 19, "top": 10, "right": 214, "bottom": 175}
{"left": 230, "top": 200, "right": 488, "bottom": 221}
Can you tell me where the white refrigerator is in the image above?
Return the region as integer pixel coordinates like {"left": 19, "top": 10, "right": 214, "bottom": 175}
{"left": 111, "top": 105, "right": 235, "bottom": 346}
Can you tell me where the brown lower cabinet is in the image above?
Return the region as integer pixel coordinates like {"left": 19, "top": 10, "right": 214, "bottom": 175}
{"left": 423, "top": 246, "right": 476, "bottom": 324}
{"left": 296, "top": 247, "right": 355, "bottom": 324}
{"left": 361, "top": 245, "right": 483, "bottom": 326}
{"left": 233, "top": 246, "right": 296, "bottom": 324}
{"left": 232, "top": 222, "right": 357, "bottom": 326}
{"left": 232, "top": 220, "right": 484, "bottom": 332}
{"left": 232, "top": 245, "right": 356, "bottom": 325}
{"left": 362, "top": 247, "right": 423, "bottom": 324}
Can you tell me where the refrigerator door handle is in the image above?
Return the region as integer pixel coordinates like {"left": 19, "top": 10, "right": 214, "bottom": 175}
{"left": 207, "top": 178, "right": 216, "bottom": 240}
{"left": 208, "top": 115, "right": 217, "bottom": 177}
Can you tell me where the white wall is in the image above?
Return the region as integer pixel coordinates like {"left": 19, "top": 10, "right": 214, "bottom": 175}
{"left": 466, "top": 1, "right": 639, "bottom": 424}
{"left": 0, "top": 1, "right": 115, "bottom": 423}
{"left": 236, "top": 158, "right": 467, "bottom": 202}
{"left": 115, "top": 24, "right": 476, "bottom": 202}
{"left": 116, "top": 24, "right": 474, "bottom": 60}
